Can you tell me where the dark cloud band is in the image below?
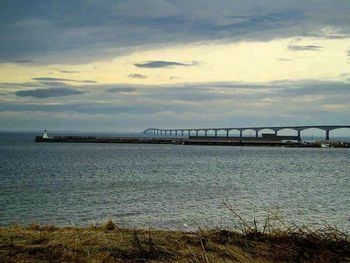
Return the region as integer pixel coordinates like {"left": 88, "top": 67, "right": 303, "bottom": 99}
{"left": 128, "top": 74, "right": 147, "bottom": 79}
{"left": 15, "top": 88, "right": 84, "bottom": 98}
{"left": 288, "top": 45, "right": 323, "bottom": 51}
{"left": 32, "top": 77, "right": 97, "bottom": 83}
{"left": 134, "top": 61, "right": 195, "bottom": 68}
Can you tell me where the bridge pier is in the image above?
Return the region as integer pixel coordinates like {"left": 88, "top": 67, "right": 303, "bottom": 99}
{"left": 226, "top": 130, "right": 229, "bottom": 137}
{"left": 196, "top": 130, "right": 198, "bottom": 136}
{"left": 255, "top": 130, "right": 259, "bottom": 138}
{"left": 240, "top": 130, "right": 243, "bottom": 138}
{"left": 326, "top": 130, "right": 330, "bottom": 141}
{"left": 204, "top": 130, "right": 207, "bottom": 137}
{"left": 214, "top": 130, "right": 218, "bottom": 137}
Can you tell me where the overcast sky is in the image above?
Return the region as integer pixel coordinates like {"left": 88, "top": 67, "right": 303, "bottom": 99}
{"left": 1, "top": 0, "right": 350, "bottom": 133}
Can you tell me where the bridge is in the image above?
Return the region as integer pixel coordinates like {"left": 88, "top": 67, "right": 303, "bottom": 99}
{"left": 143, "top": 125, "right": 350, "bottom": 141}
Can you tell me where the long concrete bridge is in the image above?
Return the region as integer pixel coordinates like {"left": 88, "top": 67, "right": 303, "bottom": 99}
{"left": 143, "top": 125, "right": 350, "bottom": 141}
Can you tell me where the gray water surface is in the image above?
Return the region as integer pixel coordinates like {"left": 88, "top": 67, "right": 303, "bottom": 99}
{"left": 0, "top": 133, "right": 349, "bottom": 231}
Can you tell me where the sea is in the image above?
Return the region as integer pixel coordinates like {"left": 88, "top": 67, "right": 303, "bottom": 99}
{"left": 0, "top": 132, "right": 349, "bottom": 232}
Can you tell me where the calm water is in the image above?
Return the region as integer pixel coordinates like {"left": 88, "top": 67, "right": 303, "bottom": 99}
{"left": 0, "top": 132, "right": 349, "bottom": 232}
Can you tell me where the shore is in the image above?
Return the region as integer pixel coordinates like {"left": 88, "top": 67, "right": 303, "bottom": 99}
{"left": 1, "top": 222, "right": 349, "bottom": 262}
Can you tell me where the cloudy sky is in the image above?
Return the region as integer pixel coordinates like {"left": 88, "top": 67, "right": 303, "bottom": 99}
{"left": 1, "top": 0, "right": 350, "bottom": 132}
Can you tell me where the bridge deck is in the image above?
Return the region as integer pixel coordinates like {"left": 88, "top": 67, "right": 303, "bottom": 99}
{"left": 144, "top": 125, "right": 350, "bottom": 141}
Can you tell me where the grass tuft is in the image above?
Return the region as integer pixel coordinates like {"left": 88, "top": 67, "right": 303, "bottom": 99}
{"left": 102, "top": 219, "right": 117, "bottom": 231}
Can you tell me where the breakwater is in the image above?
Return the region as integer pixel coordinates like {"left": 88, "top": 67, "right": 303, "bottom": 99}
{"left": 35, "top": 135, "right": 184, "bottom": 144}
{"left": 35, "top": 135, "right": 286, "bottom": 146}
{"left": 35, "top": 135, "right": 350, "bottom": 147}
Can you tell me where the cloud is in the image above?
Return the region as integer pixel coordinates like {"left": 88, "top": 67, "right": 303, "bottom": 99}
{"left": 1, "top": 59, "right": 34, "bottom": 64}
{"left": 15, "top": 88, "right": 85, "bottom": 98}
{"left": 1, "top": 79, "right": 350, "bottom": 131}
{"left": 0, "top": 82, "right": 39, "bottom": 88}
{"left": 128, "top": 73, "right": 147, "bottom": 79}
{"left": 277, "top": 57, "right": 293, "bottom": 61}
{"left": 1, "top": 1, "right": 350, "bottom": 64}
{"left": 107, "top": 87, "right": 137, "bottom": 93}
{"left": 134, "top": 61, "right": 196, "bottom": 68}
{"left": 59, "top": 70, "right": 80, "bottom": 74}
{"left": 272, "top": 80, "right": 350, "bottom": 97}
{"left": 288, "top": 45, "right": 323, "bottom": 51}
{"left": 32, "top": 77, "right": 97, "bottom": 83}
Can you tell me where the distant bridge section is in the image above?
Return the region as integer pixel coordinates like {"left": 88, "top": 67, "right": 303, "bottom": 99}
{"left": 143, "top": 125, "right": 350, "bottom": 141}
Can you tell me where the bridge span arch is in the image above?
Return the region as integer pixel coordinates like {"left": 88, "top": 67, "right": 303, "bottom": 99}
{"left": 143, "top": 125, "right": 350, "bottom": 141}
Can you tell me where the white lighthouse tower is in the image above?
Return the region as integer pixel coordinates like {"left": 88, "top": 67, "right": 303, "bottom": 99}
{"left": 43, "top": 129, "right": 49, "bottom": 139}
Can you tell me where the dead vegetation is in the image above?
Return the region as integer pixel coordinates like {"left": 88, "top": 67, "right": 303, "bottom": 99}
{"left": 0, "top": 209, "right": 349, "bottom": 262}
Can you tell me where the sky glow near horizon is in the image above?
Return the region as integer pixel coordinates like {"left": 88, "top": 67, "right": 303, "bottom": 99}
{"left": 0, "top": 0, "right": 350, "bottom": 132}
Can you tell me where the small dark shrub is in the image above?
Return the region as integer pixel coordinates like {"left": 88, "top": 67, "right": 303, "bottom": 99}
{"left": 103, "top": 219, "right": 117, "bottom": 231}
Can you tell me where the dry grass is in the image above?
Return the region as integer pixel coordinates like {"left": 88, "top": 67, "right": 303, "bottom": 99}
{"left": 0, "top": 215, "right": 349, "bottom": 263}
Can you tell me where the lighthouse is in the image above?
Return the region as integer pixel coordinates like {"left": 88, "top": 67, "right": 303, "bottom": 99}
{"left": 43, "top": 130, "right": 49, "bottom": 139}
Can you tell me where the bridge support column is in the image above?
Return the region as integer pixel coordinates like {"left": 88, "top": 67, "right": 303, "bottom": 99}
{"left": 204, "top": 130, "right": 207, "bottom": 137}
{"left": 196, "top": 131, "right": 198, "bottom": 136}
{"left": 214, "top": 130, "right": 218, "bottom": 137}
{"left": 326, "top": 130, "right": 330, "bottom": 141}
{"left": 175, "top": 131, "right": 178, "bottom": 136}
{"left": 297, "top": 130, "right": 301, "bottom": 140}
{"left": 181, "top": 131, "right": 184, "bottom": 136}
{"left": 274, "top": 130, "right": 278, "bottom": 135}
{"left": 255, "top": 130, "right": 259, "bottom": 138}
{"left": 240, "top": 130, "right": 243, "bottom": 138}
{"left": 226, "top": 130, "right": 229, "bottom": 137}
